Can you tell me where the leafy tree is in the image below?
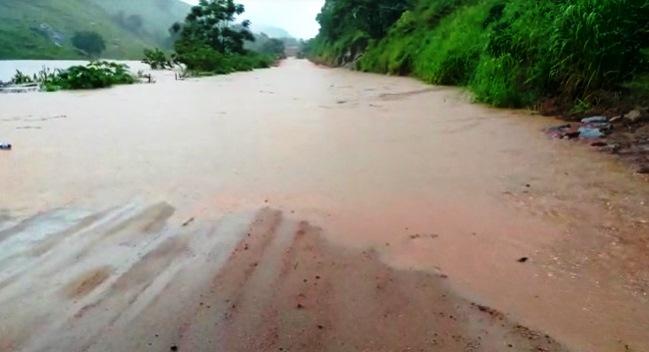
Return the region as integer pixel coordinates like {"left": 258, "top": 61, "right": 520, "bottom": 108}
{"left": 172, "top": 0, "right": 255, "bottom": 55}
{"left": 169, "top": 0, "right": 277, "bottom": 74}
{"left": 142, "top": 48, "right": 171, "bottom": 69}
{"left": 317, "top": 0, "right": 411, "bottom": 41}
{"left": 72, "top": 31, "right": 106, "bottom": 57}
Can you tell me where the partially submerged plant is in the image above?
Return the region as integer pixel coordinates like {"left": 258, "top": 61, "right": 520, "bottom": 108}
{"left": 11, "top": 70, "right": 34, "bottom": 84}
{"left": 142, "top": 48, "right": 172, "bottom": 69}
{"left": 23, "top": 61, "right": 138, "bottom": 91}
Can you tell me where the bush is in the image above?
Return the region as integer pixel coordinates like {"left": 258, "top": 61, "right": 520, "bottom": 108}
{"left": 175, "top": 44, "right": 273, "bottom": 75}
{"left": 11, "top": 70, "right": 34, "bottom": 84}
{"left": 142, "top": 48, "right": 171, "bottom": 69}
{"left": 42, "top": 61, "right": 135, "bottom": 91}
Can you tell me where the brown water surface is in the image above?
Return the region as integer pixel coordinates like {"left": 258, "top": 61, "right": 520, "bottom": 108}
{"left": 0, "top": 59, "right": 647, "bottom": 351}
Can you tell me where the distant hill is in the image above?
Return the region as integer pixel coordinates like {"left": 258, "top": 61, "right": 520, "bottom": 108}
{"left": 0, "top": 0, "right": 190, "bottom": 59}
{"left": 250, "top": 24, "right": 292, "bottom": 39}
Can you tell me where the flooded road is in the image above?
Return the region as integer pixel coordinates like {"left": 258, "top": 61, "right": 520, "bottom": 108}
{"left": 0, "top": 58, "right": 648, "bottom": 351}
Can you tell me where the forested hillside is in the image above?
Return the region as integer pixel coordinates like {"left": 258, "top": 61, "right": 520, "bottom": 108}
{"left": 308, "top": 0, "right": 649, "bottom": 112}
{"left": 0, "top": 0, "right": 189, "bottom": 59}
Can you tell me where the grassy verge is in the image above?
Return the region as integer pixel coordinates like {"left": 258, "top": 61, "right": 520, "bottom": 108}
{"left": 309, "top": 0, "right": 649, "bottom": 115}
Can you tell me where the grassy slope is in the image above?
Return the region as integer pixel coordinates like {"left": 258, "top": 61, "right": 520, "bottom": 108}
{"left": 0, "top": 0, "right": 189, "bottom": 60}
{"left": 311, "top": 0, "right": 649, "bottom": 111}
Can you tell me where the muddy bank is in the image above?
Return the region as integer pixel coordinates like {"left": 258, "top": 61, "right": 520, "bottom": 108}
{"left": 1, "top": 59, "right": 648, "bottom": 351}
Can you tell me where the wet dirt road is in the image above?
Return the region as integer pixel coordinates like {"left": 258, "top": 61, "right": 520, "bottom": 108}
{"left": 0, "top": 59, "right": 648, "bottom": 351}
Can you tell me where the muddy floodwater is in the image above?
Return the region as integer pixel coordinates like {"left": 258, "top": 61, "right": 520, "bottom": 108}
{"left": 0, "top": 59, "right": 648, "bottom": 351}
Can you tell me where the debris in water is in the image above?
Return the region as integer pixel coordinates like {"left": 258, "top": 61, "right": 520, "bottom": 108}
{"left": 581, "top": 116, "right": 608, "bottom": 124}
{"left": 546, "top": 124, "right": 579, "bottom": 139}
{"left": 182, "top": 217, "right": 195, "bottom": 227}
{"left": 578, "top": 126, "right": 606, "bottom": 139}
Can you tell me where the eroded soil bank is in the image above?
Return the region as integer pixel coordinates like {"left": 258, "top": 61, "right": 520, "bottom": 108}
{"left": 0, "top": 59, "right": 647, "bottom": 351}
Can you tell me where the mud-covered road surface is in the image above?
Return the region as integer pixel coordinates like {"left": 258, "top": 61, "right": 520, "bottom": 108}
{"left": 1, "top": 59, "right": 648, "bottom": 351}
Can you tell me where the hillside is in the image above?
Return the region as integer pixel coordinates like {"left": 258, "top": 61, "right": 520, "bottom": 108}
{"left": 250, "top": 24, "right": 292, "bottom": 39}
{"left": 308, "top": 0, "right": 649, "bottom": 113}
{"left": 0, "top": 0, "right": 190, "bottom": 59}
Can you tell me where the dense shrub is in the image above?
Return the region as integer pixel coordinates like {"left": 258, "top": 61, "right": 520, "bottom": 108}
{"left": 42, "top": 61, "right": 135, "bottom": 91}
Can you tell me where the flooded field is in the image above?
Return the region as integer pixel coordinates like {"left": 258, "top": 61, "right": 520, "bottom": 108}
{"left": 0, "top": 58, "right": 647, "bottom": 351}
{"left": 0, "top": 60, "right": 149, "bottom": 82}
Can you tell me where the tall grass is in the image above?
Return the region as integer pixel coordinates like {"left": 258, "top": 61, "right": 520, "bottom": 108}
{"left": 317, "top": 0, "right": 649, "bottom": 109}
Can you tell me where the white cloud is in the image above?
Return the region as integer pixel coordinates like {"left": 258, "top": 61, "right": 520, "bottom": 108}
{"left": 181, "top": 0, "right": 324, "bottom": 39}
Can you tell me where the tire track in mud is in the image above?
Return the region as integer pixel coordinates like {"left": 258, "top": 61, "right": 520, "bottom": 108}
{"left": 0, "top": 202, "right": 185, "bottom": 351}
{"left": 174, "top": 209, "right": 570, "bottom": 352}
{"left": 0, "top": 205, "right": 571, "bottom": 352}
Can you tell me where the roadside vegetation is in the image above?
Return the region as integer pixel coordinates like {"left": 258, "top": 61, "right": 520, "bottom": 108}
{"left": 307, "top": 0, "right": 649, "bottom": 114}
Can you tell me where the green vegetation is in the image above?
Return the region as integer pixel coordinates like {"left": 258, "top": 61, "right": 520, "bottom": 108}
{"left": 72, "top": 31, "right": 106, "bottom": 58}
{"left": 11, "top": 61, "right": 136, "bottom": 91}
{"left": 0, "top": 0, "right": 189, "bottom": 59}
{"left": 170, "top": 0, "right": 279, "bottom": 75}
{"left": 309, "top": 0, "right": 649, "bottom": 110}
{"left": 44, "top": 62, "right": 135, "bottom": 90}
{"left": 142, "top": 48, "right": 172, "bottom": 69}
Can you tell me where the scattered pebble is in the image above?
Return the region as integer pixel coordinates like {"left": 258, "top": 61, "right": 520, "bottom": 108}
{"left": 517, "top": 257, "right": 529, "bottom": 263}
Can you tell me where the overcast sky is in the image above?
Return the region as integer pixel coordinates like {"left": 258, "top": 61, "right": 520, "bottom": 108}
{"left": 182, "top": 0, "right": 325, "bottom": 39}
